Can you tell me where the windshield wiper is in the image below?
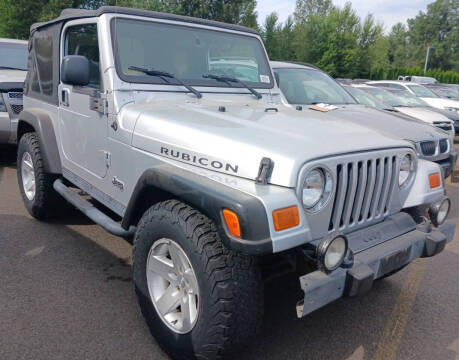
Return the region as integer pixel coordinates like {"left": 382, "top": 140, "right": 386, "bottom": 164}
{"left": 128, "top": 66, "right": 202, "bottom": 99}
{"left": 202, "top": 74, "right": 262, "bottom": 99}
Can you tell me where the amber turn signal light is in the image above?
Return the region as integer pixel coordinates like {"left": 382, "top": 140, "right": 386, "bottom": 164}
{"left": 222, "top": 209, "right": 241, "bottom": 238}
{"left": 273, "top": 206, "right": 300, "bottom": 231}
{"left": 429, "top": 173, "right": 441, "bottom": 189}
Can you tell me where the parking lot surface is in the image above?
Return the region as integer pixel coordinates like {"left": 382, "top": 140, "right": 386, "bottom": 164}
{"left": 1, "top": 146, "right": 458, "bottom": 360}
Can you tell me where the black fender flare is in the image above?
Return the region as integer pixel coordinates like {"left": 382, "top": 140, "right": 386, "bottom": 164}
{"left": 122, "top": 165, "right": 273, "bottom": 255}
{"left": 17, "top": 108, "right": 61, "bottom": 174}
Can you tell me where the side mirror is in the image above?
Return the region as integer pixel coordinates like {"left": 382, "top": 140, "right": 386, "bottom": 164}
{"left": 61, "top": 55, "right": 90, "bottom": 86}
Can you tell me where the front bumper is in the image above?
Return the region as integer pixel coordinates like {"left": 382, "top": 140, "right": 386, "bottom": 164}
{"left": 297, "top": 213, "right": 455, "bottom": 317}
{"left": 0, "top": 112, "right": 11, "bottom": 144}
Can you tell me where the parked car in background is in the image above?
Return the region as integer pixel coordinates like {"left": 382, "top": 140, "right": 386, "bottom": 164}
{"left": 271, "top": 62, "right": 457, "bottom": 178}
{"left": 0, "top": 38, "right": 27, "bottom": 145}
{"left": 380, "top": 86, "right": 459, "bottom": 142}
{"left": 368, "top": 80, "right": 459, "bottom": 114}
{"left": 424, "top": 84, "right": 459, "bottom": 100}
{"left": 353, "top": 84, "right": 455, "bottom": 144}
{"left": 397, "top": 75, "right": 438, "bottom": 84}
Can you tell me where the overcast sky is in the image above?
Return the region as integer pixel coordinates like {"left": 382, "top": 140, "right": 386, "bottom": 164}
{"left": 256, "top": 0, "right": 431, "bottom": 32}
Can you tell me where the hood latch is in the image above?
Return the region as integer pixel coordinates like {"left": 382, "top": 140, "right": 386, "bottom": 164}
{"left": 256, "top": 157, "right": 274, "bottom": 185}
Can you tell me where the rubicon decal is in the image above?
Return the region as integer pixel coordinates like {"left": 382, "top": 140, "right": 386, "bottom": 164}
{"left": 160, "top": 147, "right": 239, "bottom": 174}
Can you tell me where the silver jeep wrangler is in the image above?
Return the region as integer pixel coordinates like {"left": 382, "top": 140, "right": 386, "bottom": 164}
{"left": 17, "top": 7, "right": 455, "bottom": 360}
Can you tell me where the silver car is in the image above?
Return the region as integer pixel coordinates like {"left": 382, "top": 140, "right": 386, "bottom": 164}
{"left": 16, "top": 8, "right": 455, "bottom": 360}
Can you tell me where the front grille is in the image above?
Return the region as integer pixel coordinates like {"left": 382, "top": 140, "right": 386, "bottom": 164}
{"left": 420, "top": 141, "right": 436, "bottom": 156}
{"left": 11, "top": 104, "right": 23, "bottom": 114}
{"left": 329, "top": 155, "right": 397, "bottom": 231}
{"left": 439, "top": 139, "right": 448, "bottom": 153}
{"left": 7, "top": 91, "right": 23, "bottom": 99}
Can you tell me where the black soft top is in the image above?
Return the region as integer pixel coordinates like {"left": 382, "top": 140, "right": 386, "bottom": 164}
{"left": 30, "top": 6, "right": 259, "bottom": 35}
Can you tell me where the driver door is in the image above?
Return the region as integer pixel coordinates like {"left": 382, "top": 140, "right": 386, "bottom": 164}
{"left": 58, "top": 22, "right": 108, "bottom": 179}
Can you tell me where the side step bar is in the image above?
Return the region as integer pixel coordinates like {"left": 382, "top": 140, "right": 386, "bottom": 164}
{"left": 53, "top": 179, "right": 136, "bottom": 239}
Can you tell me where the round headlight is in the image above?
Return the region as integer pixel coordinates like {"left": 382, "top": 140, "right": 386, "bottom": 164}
{"left": 429, "top": 197, "right": 451, "bottom": 226}
{"left": 399, "top": 154, "right": 413, "bottom": 187}
{"left": 303, "top": 169, "right": 325, "bottom": 208}
{"left": 317, "top": 234, "right": 348, "bottom": 272}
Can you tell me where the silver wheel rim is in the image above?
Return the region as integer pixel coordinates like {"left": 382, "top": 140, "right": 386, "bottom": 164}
{"left": 21, "top": 152, "right": 36, "bottom": 201}
{"left": 146, "top": 239, "right": 199, "bottom": 334}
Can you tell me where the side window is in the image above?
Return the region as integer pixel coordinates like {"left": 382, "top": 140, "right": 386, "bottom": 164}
{"left": 64, "top": 24, "right": 100, "bottom": 89}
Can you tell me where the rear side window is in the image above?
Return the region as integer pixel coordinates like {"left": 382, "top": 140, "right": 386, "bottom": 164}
{"left": 24, "top": 23, "right": 61, "bottom": 105}
{"left": 64, "top": 24, "right": 100, "bottom": 89}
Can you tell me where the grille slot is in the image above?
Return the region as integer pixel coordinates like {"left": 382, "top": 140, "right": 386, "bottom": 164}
{"left": 11, "top": 104, "right": 23, "bottom": 114}
{"left": 329, "top": 155, "right": 397, "bottom": 232}
{"left": 7, "top": 91, "right": 23, "bottom": 99}
{"left": 420, "top": 141, "right": 436, "bottom": 156}
{"left": 439, "top": 139, "right": 448, "bottom": 153}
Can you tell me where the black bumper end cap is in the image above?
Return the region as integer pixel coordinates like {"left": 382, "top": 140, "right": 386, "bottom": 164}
{"left": 344, "top": 264, "right": 374, "bottom": 297}
{"left": 422, "top": 230, "right": 447, "bottom": 257}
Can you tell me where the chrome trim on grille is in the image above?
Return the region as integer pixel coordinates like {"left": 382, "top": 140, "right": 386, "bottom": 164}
{"left": 7, "top": 92, "right": 23, "bottom": 100}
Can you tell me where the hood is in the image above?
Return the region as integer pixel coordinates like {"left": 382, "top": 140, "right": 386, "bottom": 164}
{"left": 422, "top": 106, "right": 459, "bottom": 122}
{"left": 127, "top": 97, "right": 411, "bottom": 187}
{"left": 421, "top": 97, "right": 459, "bottom": 110}
{"left": 318, "top": 105, "right": 448, "bottom": 143}
{"left": 395, "top": 106, "right": 453, "bottom": 124}
{"left": 0, "top": 69, "right": 26, "bottom": 83}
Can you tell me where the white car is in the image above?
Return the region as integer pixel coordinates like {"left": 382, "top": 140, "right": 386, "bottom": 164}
{"left": 353, "top": 84, "right": 455, "bottom": 144}
{"left": 368, "top": 80, "right": 459, "bottom": 114}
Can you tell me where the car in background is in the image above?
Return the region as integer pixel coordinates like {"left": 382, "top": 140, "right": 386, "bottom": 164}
{"left": 424, "top": 84, "right": 459, "bottom": 100}
{"left": 397, "top": 75, "right": 438, "bottom": 84}
{"left": 368, "top": 80, "right": 459, "bottom": 114}
{"left": 271, "top": 62, "right": 457, "bottom": 178}
{"left": 353, "top": 84, "right": 455, "bottom": 144}
{"left": 0, "top": 38, "right": 27, "bottom": 146}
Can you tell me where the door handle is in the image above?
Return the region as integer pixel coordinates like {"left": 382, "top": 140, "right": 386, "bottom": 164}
{"left": 61, "top": 89, "right": 70, "bottom": 107}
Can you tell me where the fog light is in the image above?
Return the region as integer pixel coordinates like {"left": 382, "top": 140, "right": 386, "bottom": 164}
{"left": 317, "top": 233, "right": 348, "bottom": 272}
{"left": 429, "top": 198, "right": 451, "bottom": 226}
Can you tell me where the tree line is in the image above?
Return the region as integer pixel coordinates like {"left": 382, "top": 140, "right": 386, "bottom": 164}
{"left": 0, "top": 0, "right": 457, "bottom": 82}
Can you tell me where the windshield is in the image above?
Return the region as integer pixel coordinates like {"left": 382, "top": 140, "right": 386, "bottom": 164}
{"left": 390, "top": 90, "right": 429, "bottom": 106}
{"left": 274, "top": 68, "right": 356, "bottom": 105}
{"left": 407, "top": 84, "right": 438, "bottom": 98}
{"left": 431, "top": 87, "right": 459, "bottom": 98}
{"left": 111, "top": 18, "right": 272, "bottom": 88}
{"left": 345, "top": 87, "right": 389, "bottom": 110}
{"left": 0, "top": 42, "right": 28, "bottom": 71}
{"left": 358, "top": 87, "right": 407, "bottom": 107}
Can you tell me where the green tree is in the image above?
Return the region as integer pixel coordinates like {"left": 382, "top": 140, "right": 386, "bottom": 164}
{"left": 294, "top": 0, "right": 332, "bottom": 24}
{"left": 406, "top": 0, "right": 459, "bottom": 71}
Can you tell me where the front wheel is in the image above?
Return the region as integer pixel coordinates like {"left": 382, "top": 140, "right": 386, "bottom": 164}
{"left": 133, "top": 200, "right": 264, "bottom": 360}
{"left": 17, "top": 132, "right": 64, "bottom": 220}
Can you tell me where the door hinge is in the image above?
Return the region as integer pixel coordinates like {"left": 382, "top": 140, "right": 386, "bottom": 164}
{"left": 104, "top": 151, "right": 111, "bottom": 168}
{"left": 90, "top": 97, "right": 109, "bottom": 115}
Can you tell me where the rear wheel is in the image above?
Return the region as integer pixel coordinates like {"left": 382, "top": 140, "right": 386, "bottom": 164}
{"left": 17, "top": 132, "right": 64, "bottom": 220}
{"left": 133, "top": 200, "right": 264, "bottom": 360}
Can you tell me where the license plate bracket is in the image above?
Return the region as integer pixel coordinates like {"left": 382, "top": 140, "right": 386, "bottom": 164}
{"left": 380, "top": 246, "right": 411, "bottom": 276}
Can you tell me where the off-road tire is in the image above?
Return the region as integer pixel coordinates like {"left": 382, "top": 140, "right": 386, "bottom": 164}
{"left": 17, "top": 132, "right": 64, "bottom": 220}
{"left": 133, "top": 200, "right": 264, "bottom": 360}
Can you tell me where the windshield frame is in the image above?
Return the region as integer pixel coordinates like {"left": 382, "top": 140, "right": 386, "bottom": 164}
{"left": 109, "top": 17, "right": 274, "bottom": 89}
{"left": 0, "top": 41, "right": 28, "bottom": 71}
